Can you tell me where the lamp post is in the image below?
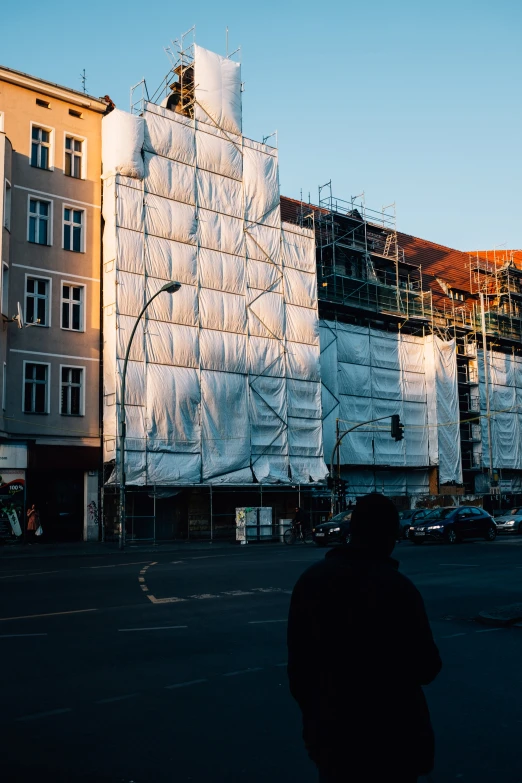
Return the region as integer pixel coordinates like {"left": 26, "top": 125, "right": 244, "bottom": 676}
{"left": 119, "top": 281, "right": 181, "bottom": 550}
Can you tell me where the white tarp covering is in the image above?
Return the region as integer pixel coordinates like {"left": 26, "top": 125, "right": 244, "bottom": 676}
{"left": 102, "top": 109, "right": 144, "bottom": 180}
{"left": 102, "top": 46, "right": 326, "bottom": 486}
{"left": 425, "top": 335, "right": 462, "bottom": 484}
{"left": 194, "top": 45, "right": 242, "bottom": 135}
{"left": 478, "top": 349, "right": 522, "bottom": 469}
{"left": 320, "top": 323, "right": 461, "bottom": 488}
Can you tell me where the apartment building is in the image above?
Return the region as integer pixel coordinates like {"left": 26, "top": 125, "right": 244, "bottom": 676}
{"left": 0, "top": 68, "right": 108, "bottom": 541}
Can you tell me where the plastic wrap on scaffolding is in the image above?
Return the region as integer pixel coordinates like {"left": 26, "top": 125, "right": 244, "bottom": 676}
{"left": 425, "top": 335, "right": 462, "bottom": 484}
{"left": 478, "top": 349, "right": 522, "bottom": 469}
{"left": 101, "top": 46, "right": 326, "bottom": 486}
{"left": 320, "top": 322, "right": 431, "bottom": 470}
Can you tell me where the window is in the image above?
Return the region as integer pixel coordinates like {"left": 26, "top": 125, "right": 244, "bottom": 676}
{"left": 61, "top": 367, "right": 83, "bottom": 415}
{"left": 63, "top": 207, "right": 84, "bottom": 251}
{"left": 69, "top": 109, "right": 83, "bottom": 119}
{"left": 23, "top": 363, "right": 48, "bottom": 413}
{"left": 25, "top": 277, "right": 50, "bottom": 326}
{"left": 4, "top": 180, "right": 11, "bottom": 231}
{"left": 36, "top": 99, "right": 50, "bottom": 109}
{"left": 2, "top": 264, "right": 8, "bottom": 316}
{"left": 31, "top": 125, "right": 51, "bottom": 169}
{"left": 65, "top": 136, "right": 83, "bottom": 178}
{"left": 61, "top": 283, "right": 84, "bottom": 331}
{"left": 28, "top": 198, "right": 51, "bottom": 245}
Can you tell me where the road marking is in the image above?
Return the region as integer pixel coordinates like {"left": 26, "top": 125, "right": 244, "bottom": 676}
{"left": 475, "top": 628, "right": 504, "bottom": 633}
{"left": 189, "top": 593, "right": 219, "bottom": 600}
{"left": 223, "top": 667, "right": 264, "bottom": 677}
{"left": 440, "top": 633, "right": 467, "bottom": 638}
{"left": 0, "top": 608, "right": 97, "bottom": 622}
{"left": 86, "top": 561, "right": 152, "bottom": 570}
{"left": 275, "top": 662, "right": 287, "bottom": 667}
{"left": 248, "top": 619, "right": 286, "bottom": 625}
{"left": 16, "top": 708, "right": 72, "bottom": 721}
{"left": 118, "top": 625, "right": 188, "bottom": 632}
{"left": 0, "top": 632, "right": 48, "bottom": 639}
{"left": 147, "top": 595, "right": 187, "bottom": 604}
{"left": 0, "top": 569, "right": 62, "bottom": 580}
{"left": 165, "top": 679, "right": 207, "bottom": 689}
{"left": 96, "top": 694, "right": 138, "bottom": 704}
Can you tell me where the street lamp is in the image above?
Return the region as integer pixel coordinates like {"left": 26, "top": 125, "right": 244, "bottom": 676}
{"left": 119, "top": 281, "right": 182, "bottom": 550}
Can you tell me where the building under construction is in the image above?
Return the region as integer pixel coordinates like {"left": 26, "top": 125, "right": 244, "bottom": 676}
{"left": 100, "top": 39, "right": 522, "bottom": 542}
{"left": 281, "top": 191, "right": 522, "bottom": 512}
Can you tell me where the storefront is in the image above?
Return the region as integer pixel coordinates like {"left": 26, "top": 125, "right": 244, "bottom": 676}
{"left": 0, "top": 444, "right": 27, "bottom": 542}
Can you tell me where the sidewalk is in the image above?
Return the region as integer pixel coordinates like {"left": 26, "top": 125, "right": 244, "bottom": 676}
{"left": 0, "top": 538, "right": 262, "bottom": 560}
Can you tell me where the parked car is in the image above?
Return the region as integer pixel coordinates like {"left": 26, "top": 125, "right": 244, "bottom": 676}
{"left": 494, "top": 508, "right": 522, "bottom": 535}
{"left": 409, "top": 506, "right": 496, "bottom": 544}
{"left": 312, "top": 511, "right": 352, "bottom": 546}
{"left": 398, "top": 508, "right": 431, "bottom": 539}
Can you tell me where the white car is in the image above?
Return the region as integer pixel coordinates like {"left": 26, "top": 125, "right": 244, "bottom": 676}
{"left": 494, "top": 508, "right": 522, "bottom": 535}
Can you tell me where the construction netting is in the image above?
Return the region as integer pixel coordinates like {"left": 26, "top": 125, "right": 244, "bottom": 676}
{"left": 478, "top": 349, "right": 522, "bottom": 469}
{"left": 101, "top": 46, "right": 327, "bottom": 486}
{"left": 320, "top": 322, "right": 462, "bottom": 486}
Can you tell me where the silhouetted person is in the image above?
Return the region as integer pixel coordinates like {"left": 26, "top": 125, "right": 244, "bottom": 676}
{"left": 287, "top": 493, "right": 442, "bottom": 783}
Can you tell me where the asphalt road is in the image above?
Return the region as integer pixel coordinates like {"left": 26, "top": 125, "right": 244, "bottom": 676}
{"left": 1, "top": 537, "right": 522, "bottom": 783}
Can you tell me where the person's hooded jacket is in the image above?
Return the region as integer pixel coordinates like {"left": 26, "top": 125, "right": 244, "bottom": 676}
{"left": 287, "top": 544, "right": 442, "bottom": 778}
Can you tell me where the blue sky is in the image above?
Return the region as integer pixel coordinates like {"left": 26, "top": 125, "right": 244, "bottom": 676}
{"left": 4, "top": 0, "right": 521, "bottom": 250}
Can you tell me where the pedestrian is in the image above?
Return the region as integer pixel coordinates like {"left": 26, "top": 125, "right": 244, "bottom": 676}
{"left": 25, "top": 503, "right": 39, "bottom": 544}
{"left": 287, "top": 492, "right": 442, "bottom": 783}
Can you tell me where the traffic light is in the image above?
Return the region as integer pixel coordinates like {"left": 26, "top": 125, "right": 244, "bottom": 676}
{"left": 338, "top": 479, "right": 347, "bottom": 498}
{"left": 390, "top": 414, "right": 404, "bottom": 442}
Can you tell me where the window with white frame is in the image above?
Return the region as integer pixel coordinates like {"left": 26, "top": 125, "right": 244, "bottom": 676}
{"left": 25, "top": 277, "right": 49, "bottom": 326}
{"left": 63, "top": 207, "right": 83, "bottom": 252}
{"left": 65, "top": 136, "right": 83, "bottom": 178}
{"left": 4, "top": 180, "right": 11, "bottom": 231}
{"left": 61, "top": 283, "right": 83, "bottom": 331}
{"left": 61, "top": 366, "right": 83, "bottom": 415}
{"left": 31, "top": 125, "right": 51, "bottom": 169}
{"left": 2, "top": 264, "right": 8, "bottom": 316}
{"left": 28, "top": 198, "right": 51, "bottom": 245}
{"left": 23, "top": 363, "right": 48, "bottom": 413}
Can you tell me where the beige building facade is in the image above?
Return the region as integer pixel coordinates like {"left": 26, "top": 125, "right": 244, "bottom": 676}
{"left": 0, "top": 68, "right": 107, "bottom": 541}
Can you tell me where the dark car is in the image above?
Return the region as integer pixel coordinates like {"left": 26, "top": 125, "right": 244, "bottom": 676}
{"left": 409, "top": 506, "right": 496, "bottom": 545}
{"left": 398, "top": 508, "right": 431, "bottom": 539}
{"left": 312, "top": 511, "right": 352, "bottom": 546}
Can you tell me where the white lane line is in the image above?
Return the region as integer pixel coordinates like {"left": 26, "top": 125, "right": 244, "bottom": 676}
{"left": 0, "top": 632, "right": 48, "bottom": 639}
{"left": 440, "top": 633, "right": 467, "bottom": 638}
{"left": 438, "top": 564, "right": 479, "bottom": 567}
{"left": 223, "top": 667, "right": 264, "bottom": 677}
{"left": 165, "top": 679, "right": 207, "bottom": 689}
{"left": 275, "top": 662, "right": 287, "bottom": 667}
{"left": 85, "top": 560, "right": 152, "bottom": 570}
{"left": 248, "top": 619, "right": 286, "bottom": 625}
{"left": 96, "top": 694, "right": 138, "bottom": 704}
{"left": 118, "top": 625, "right": 188, "bottom": 632}
{"left": 0, "top": 608, "right": 97, "bottom": 622}
{"left": 0, "top": 570, "right": 62, "bottom": 580}
{"left": 188, "top": 594, "right": 219, "bottom": 600}
{"left": 475, "top": 628, "right": 504, "bottom": 633}
{"left": 16, "top": 708, "right": 72, "bottom": 722}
